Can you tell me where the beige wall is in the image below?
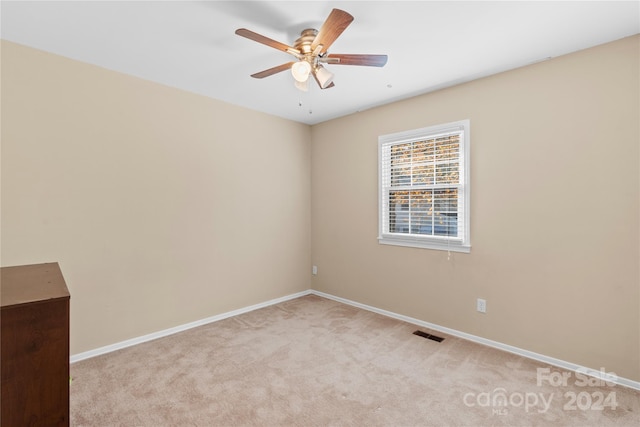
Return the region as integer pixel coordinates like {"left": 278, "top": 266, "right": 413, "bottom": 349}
{"left": 311, "top": 36, "right": 640, "bottom": 381}
{"left": 1, "top": 41, "right": 311, "bottom": 354}
{"left": 2, "top": 35, "right": 638, "bottom": 382}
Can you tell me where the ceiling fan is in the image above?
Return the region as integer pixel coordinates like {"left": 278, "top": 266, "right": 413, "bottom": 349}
{"left": 235, "top": 8, "right": 388, "bottom": 91}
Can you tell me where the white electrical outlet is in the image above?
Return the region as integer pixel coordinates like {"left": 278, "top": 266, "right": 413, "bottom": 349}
{"left": 312, "top": 265, "right": 318, "bottom": 275}
{"left": 477, "top": 298, "right": 487, "bottom": 313}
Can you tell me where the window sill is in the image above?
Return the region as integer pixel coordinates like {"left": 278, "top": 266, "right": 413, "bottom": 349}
{"left": 378, "top": 236, "right": 471, "bottom": 253}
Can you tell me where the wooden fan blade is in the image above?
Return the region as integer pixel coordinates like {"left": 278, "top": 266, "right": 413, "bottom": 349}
{"left": 235, "top": 28, "right": 297, "bottom": 54}
{"left": 324, "top": 54, "right": 388, "bottom": 67}
{"left": 250, "top": 62, "right": 295, "bottom": 79}
{"left": 311, "top": 9, "right": 354, "bottom": 54}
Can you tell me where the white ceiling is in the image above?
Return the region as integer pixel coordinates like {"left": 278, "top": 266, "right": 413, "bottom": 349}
{"left": 2, "top": 1, "right": 639, "bottom": 125}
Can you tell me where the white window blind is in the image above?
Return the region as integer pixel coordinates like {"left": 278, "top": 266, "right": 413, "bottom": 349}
{"left": 378, "top": 120, "right": 470, "bottom": 252}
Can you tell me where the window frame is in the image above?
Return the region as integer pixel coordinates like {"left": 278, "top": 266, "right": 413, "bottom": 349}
{"left": 378, "top": 120, "right": 471, "bottom": 253}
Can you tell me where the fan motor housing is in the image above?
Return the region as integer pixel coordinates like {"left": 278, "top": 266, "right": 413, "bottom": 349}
{"left": 294, "top": 29, "right": 319, "bottom": 54}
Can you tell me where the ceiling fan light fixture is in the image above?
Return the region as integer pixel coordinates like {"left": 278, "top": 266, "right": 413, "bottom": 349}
{"left": 236, "top": 9, "right": 386, "bottom": 90}
{"left": 291, "top": 60, "right": 311, "bottom": 82}
{"left": 294, "top": 78, "right": 309, "bottom": 92}
{"left": 315, "top": 65, "right": 334, "bottom": 89}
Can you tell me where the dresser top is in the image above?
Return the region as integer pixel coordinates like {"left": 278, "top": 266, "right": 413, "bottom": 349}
{"left": 1, "top": 262, "right": 69, "bottom": 308}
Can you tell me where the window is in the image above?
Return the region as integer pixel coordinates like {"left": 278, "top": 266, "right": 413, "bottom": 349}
{"left": 378, "top": 120, "right": 470, "bottom": 252}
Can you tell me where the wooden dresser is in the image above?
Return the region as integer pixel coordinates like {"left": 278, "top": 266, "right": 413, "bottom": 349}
{"left": 1, "top": 262, "right": 70, "bottom": 426}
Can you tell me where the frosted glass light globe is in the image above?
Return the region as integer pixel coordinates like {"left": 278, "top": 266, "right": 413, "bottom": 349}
{"left": 291, "top": 61, "right": 311, "bottom": 82}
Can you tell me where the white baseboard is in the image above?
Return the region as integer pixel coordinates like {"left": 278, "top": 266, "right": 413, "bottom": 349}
{"left": 71, "top": 288, "right": 639, "bottom": 391}
{"left": 70, "top": 289, "right": 312, "bottom": 363}
{"left": 310, "top": 290, "right": 640, "bottom": 391}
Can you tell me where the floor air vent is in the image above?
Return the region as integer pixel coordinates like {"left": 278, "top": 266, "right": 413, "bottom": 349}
{"left": 413, "top": 330, "right": 444, "bottom": 342}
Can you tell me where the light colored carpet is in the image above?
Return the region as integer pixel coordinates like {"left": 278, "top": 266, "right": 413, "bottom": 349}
{"left": 70, "top": 295, "right": 639, "bottom": 426}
